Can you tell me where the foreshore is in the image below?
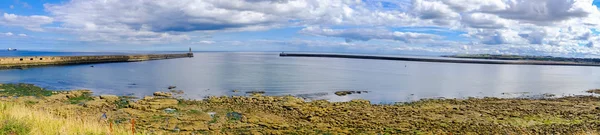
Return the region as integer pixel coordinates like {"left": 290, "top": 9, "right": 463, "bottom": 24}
{"left": 280, "top": 53, "right": 600, "bottom": 66}
{"left": 0, "top": 53, "right": 193, "bottom": 70}
{"left": 0, "top": 84, "right": 599, "bottom": 134}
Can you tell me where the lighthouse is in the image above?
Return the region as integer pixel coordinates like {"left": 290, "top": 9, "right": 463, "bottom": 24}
{"left": 188, "top": 47, "right": 194, "bottom": 57}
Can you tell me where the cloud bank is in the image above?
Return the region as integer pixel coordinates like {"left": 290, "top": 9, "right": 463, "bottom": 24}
{"left": 0, "top": 0, "right": 599, "bottom": 56}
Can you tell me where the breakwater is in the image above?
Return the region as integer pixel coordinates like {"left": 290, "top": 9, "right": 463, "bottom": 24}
{"left": 0, "top": 53, "right": 193, "bottom": 69}
{"left": 279, "top": 53, "right": 600, "bottom": 66}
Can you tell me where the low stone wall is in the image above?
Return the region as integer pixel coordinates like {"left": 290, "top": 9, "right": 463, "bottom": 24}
{"left": 0, "top": 53, "right": 193, "bottom": 69}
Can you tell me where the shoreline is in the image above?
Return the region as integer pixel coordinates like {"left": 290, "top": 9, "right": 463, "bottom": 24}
{"left": 280, "top": 53, "right": 600, "bottom": 66}
{"left": 0, "top": 83, "right": 599, "bottom": 134}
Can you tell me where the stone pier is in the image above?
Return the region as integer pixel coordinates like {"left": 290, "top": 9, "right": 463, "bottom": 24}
{"left": 0, "top": 53, "right": 194, "bottom": 69}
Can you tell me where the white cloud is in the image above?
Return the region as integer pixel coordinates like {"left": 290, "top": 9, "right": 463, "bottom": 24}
{"left": 193, "top": 40, "right": 215, "bottom": 44}
{"left": 0, "top": 0, "right": 599, "bottom": 56}
{"left": 0, "top": 13, "right": 54, "bottom": 31}
{"left": 3, "top": 32, "right": 13, "bottom": 36}
{"left": 300, "top": 26, "right": 440, "bottom": 43}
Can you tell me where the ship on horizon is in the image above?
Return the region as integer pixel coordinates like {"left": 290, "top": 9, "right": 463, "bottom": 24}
{"left": 7, "top": 48, "right": 17, "bottom": 51}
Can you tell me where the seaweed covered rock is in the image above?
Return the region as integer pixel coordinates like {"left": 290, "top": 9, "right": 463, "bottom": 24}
{"left": 99, "top": 95, "right": 119, "bottom": 102}
{"left": 153, "top": 91, "right": 172, "bottom": 97}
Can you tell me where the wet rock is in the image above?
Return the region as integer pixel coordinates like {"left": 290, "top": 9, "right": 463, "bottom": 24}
{"left": 246, "top": 91, "right": 265, "bottom": 95}
{"left": 99, "top": 95, "right": 119, "bottom": 102}
{"left": 586, "top": 89, "right": 600, "bottom": 94}
{"left": 334, "top": 91, "right": 369, "bottom": 96}
{"left": 153, "top": 92, "right": 172, "bottom": 97}
{"left": 169, "top": 90, "right": 184, "bottom": 95}
{"left": 168, "top": 86, "right": 177, "bottom": 89}
{"left": 297, "top": 92, "right": 328, "bottom": 100}
{"left": 335, "top": 91, "right": 352, "bottom": 96}
{"left": 350, "top": 99, "right": 371, "bottom": 105}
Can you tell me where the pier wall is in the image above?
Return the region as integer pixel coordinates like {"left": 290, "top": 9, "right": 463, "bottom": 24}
{"left": 280, "top": 53, "right": 600, "bottom": 67}
{"left": 0, "top": 53, "right": 193, "bottom": 69}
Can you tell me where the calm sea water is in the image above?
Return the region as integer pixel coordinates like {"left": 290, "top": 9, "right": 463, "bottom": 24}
{"left": 1, "top": 51, "right": 599, "bottom": 103}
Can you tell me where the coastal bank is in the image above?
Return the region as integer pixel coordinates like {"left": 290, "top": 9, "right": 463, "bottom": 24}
{"left": 0, "top": 52, "right": 193, "bottom": 69}
{"left": 0, "top": 83, "right": 599, "bottom": 134}
{"left": 280, "top": 53, "right": 600, "bottom": 66}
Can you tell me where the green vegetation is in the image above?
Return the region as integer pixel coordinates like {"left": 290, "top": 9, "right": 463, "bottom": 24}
{"left": 67, "top": 93, "right": 93, "bottom": 104}
{"left": 0, "top": 117, "right": 30, "bottom": 135}
{"left": 0, "top": 83, "right": 52, "bottom": 97}
{"left": 114, "top": 97, "right": 130, "bottom": 109}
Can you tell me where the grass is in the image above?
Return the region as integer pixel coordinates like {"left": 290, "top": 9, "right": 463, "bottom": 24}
{"left": 0, "top": 102, "right": 143, "bottom": 134}
{"left": 0, "top": 83, "right": 52, "bottom": 97}
{"left": 67, "top": 93, "right": 93, "bottom": 104}
{"left": 114, "top": 97, "right": 130, "bottom": 109}
{"left": 187, "top": 109, "right": 201, "bottom": 114}
{"left": 0, "top": 117, "right": 30, "bottom": 135}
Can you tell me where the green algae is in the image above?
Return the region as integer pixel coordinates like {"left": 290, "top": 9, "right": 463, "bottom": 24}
{"left": 0, "top": 83, "right": 52, "bottom": 97}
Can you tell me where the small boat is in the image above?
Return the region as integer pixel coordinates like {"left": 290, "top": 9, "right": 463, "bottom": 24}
{"left": 7, "top": 48, "right": 17, "bottom": 51}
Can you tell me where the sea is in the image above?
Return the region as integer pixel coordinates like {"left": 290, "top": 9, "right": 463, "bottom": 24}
{"left": 0, "top": 51, "right": 598, "bottom": 103}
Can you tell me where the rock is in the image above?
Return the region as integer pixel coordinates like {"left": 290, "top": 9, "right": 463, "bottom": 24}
{"left": 179, "top": 123, "right": 209, "bottom": 131}
{"left": 142, "top": 96, "right": 154, "bottom": 100}
{"left": 226, "top": 112, "right": 243, "bottom": 121}
{"left": 334, "top": 91, "right": 369, "bottom": 96}
{"left": 65, "top": 90, "right": 91, "bottom": 98}
{"left": 99, "top": 95, "right": 119, "bottom": 102}
{"left": 350, "top": 99, "right": 370, "bottom": 105}
{"left": 128, "top": 102, "right": 148, "bottom": 110}
{"left": 334, "top": 91, "right": 353, "bottom": 96}
{"left": 169, "top": 89, "right": 184, "bottom": 95}
{"left": 596, "top": 107, "right": 600, "bottom": 110}
{"left": 147, "top": 98, "right": 179, "bottom": 105}
{"left": 246, "top": 91, "right": 265, "bottom": 94}
{"left": 168, "top": 86, "right": 177, "bottom": 89}
{"left": 84, "top": 100, "right": 109, "bottom": 108}
{"left": 153, "top": 92, "right": 172, "bottom": 97}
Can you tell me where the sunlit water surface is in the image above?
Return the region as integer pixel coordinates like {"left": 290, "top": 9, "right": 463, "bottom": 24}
{"left": 1, "top": 51, "right": 598, "bottom": 103}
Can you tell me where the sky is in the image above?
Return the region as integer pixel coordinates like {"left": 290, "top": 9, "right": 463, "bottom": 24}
{"left": 1, "top": 0, "right": 600, "bottom": 56}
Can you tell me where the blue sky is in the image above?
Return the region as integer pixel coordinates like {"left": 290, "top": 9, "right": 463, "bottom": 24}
{"left": 1, "top": 0, "right": 600, "bottom": 56}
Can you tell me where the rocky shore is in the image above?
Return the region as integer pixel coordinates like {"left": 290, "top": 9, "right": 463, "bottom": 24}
{"left": 0, "top": 83, "right": 599, "bottom": 134}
